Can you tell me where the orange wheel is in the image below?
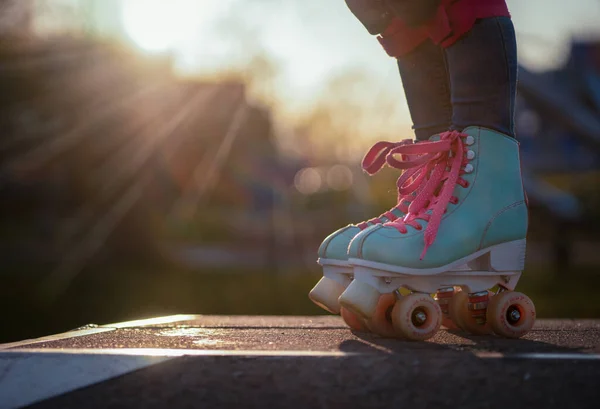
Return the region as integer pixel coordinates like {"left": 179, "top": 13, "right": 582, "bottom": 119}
{"left": 449, "top": 291, "right": 492, "bottom": 335}
{"left": 340, "top": 307, "right": 369, "bottom": 332}
{"left": 487, "top": 291, "right": 535, "bottom": 338}
{"left": 365, "top": 293, "right": 398, "bottom": 338}
{"left": 391, "top": 294, "right": 441, "bottom": 341}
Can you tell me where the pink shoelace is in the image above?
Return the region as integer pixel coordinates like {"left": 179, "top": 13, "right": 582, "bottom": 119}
{"left": 383, "top": 130, "right": 471, "bottom": 260}
{"left": 356, "top": 139, "right": 414, "bottom": 230}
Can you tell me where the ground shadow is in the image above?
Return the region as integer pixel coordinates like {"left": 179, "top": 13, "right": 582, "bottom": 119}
{"left": 339, "top": 327, "right": 587, "bottom": 355}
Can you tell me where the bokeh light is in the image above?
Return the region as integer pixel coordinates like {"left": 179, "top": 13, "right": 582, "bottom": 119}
{"left": 326, "top": 165, "right": 353, "bottom": 191}
{"left": 294, "top": 168, "right": 322, "bottom": 195}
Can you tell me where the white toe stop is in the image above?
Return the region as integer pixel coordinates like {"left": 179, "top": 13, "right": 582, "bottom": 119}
{"left": 309, "top": 277, "right": 346, "bottom": 314}
{"left": 338, "top": 280, "right": 381, "bottom": 319}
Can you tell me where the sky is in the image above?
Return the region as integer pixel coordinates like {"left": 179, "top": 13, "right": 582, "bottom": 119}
{"left": 32, "top": 0, "right": 600, "bottom": 148}
{"left": 102, "top": 1, "right": 600, "bottom": 82}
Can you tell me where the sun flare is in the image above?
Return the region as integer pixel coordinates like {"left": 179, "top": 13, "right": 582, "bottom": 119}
{"left": 121, "top": 0, "right": 205, "bottom": 53}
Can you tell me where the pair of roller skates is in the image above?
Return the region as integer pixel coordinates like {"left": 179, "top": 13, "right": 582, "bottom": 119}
{"left": 309, "top": 127, "right": 536, "bottom": 341}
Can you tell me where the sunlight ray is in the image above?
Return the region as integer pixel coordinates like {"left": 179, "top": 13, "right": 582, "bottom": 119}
{"left": 168, "top": 101, "right": 248, "bottom": 221}
{"left": 5, "top": 83, "right": 164, "bottom": 175}
{"left": 43, "top": 86, "right": 221, "bottom": 295}
{"left": 0, "top": 57, "right": 153, "bottom": 153}
{"left": 96, "top": 88, "right": 215, "bottom": 197}
{"left": 52, "top": 90, "right": 185, "bottom": 248}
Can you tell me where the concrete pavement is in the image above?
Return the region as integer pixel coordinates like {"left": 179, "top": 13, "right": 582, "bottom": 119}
{"left": 1, "top": 315, "right": 599, "bottom": 408}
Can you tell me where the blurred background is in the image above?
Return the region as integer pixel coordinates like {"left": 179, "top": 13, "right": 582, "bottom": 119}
{"left": 1, "top": 0, "right": 600, "bottom": 343}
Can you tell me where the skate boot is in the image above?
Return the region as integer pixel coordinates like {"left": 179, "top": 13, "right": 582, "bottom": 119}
{"left": 309, "top": 139, "right": 416, "bottom": 331}
{"left": 310, "top": 137, "right": 462, "bottom": 335}
{"left": 339, "top": 127, "right": 535, "bottom": 340}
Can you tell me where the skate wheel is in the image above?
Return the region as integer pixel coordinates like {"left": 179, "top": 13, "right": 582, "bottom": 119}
{"left": 487, "top": 291, "right": 536, "bottom": 338}
{"left": 338, "top": 280, "right": 381, "bottom": 319}
{"left": 340, "top": 307, "right": 369, "bottom": 332}
{"left": 448, "top": 291, "right": 492, "bottom": 335}
{"left": 366, "top": 293, "right": 399, "bottom": 338}
{"left": 391, "top": 294, "right": 441, "bottom": 341}
{"left": 309, "top": 277, "right": 345, "bottom": 314}
{"left": 448, "top": 291, "right": 467, "bottom": 331}
{"left": 448, "top": 291, "right": 475, "bottom": 331}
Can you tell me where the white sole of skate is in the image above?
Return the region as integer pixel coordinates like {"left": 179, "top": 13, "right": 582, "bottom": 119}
{"left": 347, "top": 239, "right": 526, "bottom": 294}
{"left": 311, "top": 255, "right": 474, "bottom": 316}
{"left": 339, "top": 239, "right": 526, "bottom": 321}
{"left": 336, "top": 240, "right": 535, "bottom": 340}
{"left": 350, "top": 239, "right": 526, "bottom": 276}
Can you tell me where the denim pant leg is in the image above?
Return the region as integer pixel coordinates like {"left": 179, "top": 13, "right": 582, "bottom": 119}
{"left": 444, "top": 17, "right": 518, "bottom": 137}
{"left": 397, "top": 39, "right": 452, "bottom": 141}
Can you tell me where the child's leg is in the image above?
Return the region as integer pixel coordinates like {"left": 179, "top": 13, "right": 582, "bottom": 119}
{"left": 445, "top": 17, "right": 518, "bottom": 137}
{"left": 340, "top": 7, "right": 535, "bottom": 339}
{"left": 380, "top": 0, "right": 517, "bottom": 138}
{"left": 397, "top": 39, "right": 451, "bottom": 141}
